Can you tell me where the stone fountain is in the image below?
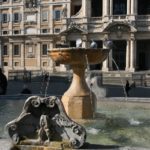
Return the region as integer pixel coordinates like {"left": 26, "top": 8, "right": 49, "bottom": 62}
{"left": 6, "top": 47, "right": 109, "bottom": 150}
{"left": 48, "top": 48, "right": 109, "bottom": 119}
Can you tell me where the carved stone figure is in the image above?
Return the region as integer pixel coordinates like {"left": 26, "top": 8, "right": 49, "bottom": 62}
{"left": 6, "top": 96, "right": 86, "bottom": 149}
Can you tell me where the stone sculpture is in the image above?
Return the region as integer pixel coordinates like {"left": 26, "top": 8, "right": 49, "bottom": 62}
{"left": 6, "top": 96, "right": 86, "bottom": 149}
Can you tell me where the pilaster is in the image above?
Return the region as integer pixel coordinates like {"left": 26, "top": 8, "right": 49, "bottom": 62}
{"left": 21, "top": 42, "right": 25, "bottom": 69}
{"left": 0, "top": 41, "right": 2, "bottom": 68}
{"left": 49, "top": 41, "right": 55, "bottom": 72}
{"left": 9, "top": 1, "right": 13, "bottom": 35}
{"left": 37, "top": 42, "right": 41, "bottom": 69}
{"left": 49, "top": 4, "right": 53, "bottom": 34}
{"left": 9, "top": 43, "right": 13, "bottom": 70}
{"left": 37, "top": 3, "right": 41, "bottom": 34}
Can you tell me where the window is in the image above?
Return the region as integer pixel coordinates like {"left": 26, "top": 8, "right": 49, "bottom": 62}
{"left": 42, "top": 11, "right": 48, "bottom": 21}
{"left": 4, "top": 62, "right": 8, "bottom": 66}
{"left": 2, "top": 14, "right": 9, "bottom": 23}
{"left": 2, "top": 30, "right": 8, "bottom": 35}
{"left": 25, "top": 0, "right": 38, "bottom": 8}
{"left": 138, "top": 0, "right": 150, "bottom": 15}
{"left": 14, "top": 30, "right": 20, "bottom": 34}
{"left": 42, "top": 29, "right": 48, "bottom": 33}
{"left": 42, "top": 44, "right": 48, "bottom": 55}
{"left": 91, "top": 0, "right": 102, "bottom": 17}
{"left": 13, "top": 13, "right": 20, "bottom": 22}
{"left": 113, "top": 0, "right": 127, "bottom": 15}
{"left": 3, "top": 45, "right": 8, "bottom": 55}
{"left": 13, "top": 45, "right": 20, "bottom": 55}
{"left": 54, "top": 28, "right": 60, "bottom": 33}
{"left": 53, "top": 10, "right": 61, "bottom": 21}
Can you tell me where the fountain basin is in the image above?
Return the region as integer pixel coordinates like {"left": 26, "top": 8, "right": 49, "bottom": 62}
{"left": 48, "top": 48, "right": 109, "bottom": 65}
{"left": 48, "top": 48, "right": 110, "bottom": 119}
{"left": 1, "top": 96, "right": 150, "bottom": 149}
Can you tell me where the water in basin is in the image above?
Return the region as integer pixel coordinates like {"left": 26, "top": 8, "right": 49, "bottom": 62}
{"left": 0, "top": 97, "right": 150, "bottom": 148}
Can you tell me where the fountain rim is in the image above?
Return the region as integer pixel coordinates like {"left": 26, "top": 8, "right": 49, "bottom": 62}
{"left": 48, "top": 47, "right": 110, "bottom": 52}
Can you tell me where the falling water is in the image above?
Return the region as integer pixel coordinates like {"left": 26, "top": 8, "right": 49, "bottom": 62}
{"left": 112, "top": 58, "right": 142, "bottom": 124}
{"left": 112, "top": 58, "right": 128, "bottom": 100}
{"left": 39, "top": 58, "right": 51, "bottom": 97}
{"left": 85, "top": 54, "right": 93, "bottom": 99}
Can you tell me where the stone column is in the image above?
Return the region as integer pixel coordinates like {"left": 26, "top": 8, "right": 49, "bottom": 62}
{"left": 127, "top": 0, "right": 131, "bottom": 15}
{"left": 9, "top": 43, "right": 13, "bottom": 69}
{"left": 0, "top": 41, "right": 2, "bottom": 68}
{"left": 103, "top": 0, "right": 109, "bottom": 16}
{"left": 125, "top": 40, "right": 130, "bottom": 71}
{"left": 131, "top": 0, "right": 137, "bottom": 16}
{"left": 109, "top": 0, "right": 113, "bottom": 15}
{"left": 37, "top": 42, "right": 41, "bottom": 70}
{"left": 129, "top": 38, "right": 136, "bottom": 72}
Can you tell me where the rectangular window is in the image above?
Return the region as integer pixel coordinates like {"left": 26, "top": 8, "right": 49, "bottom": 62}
{"left": 54, "top": 28, "right": 60, "bottom": 33}
{"left": 42, "top": 29, "right": 48, "bottom": 33}
{"left": 4, "top": 62, "right": 8, "bottom": 66}
{"left": 42, "top": 44, "right": 48, "bottom": 55}
{"left": 2, "top": 14, "right": 8, "bottom": 23}
{"left": 13, "top": 13, "right": 20, "bottom": 22}
{"left": 113, "top": 0, "right": 127, "bottom": 15}
{"left": 54, "top": 10, "right": 61, "bottom": 21}
{"left": 2, "top": 30, "right": 8, "bottom": 35}
{"left": 3, "top": 45, "right": 8, "bottom": 55}
{"left": 13, "top": 45, "right": 20, "bottom": 55}
{"left": 14, "top": 30, "right": 20, "bottom": 34}
{"left": 42, "top": 11, "right": 48, "bottom": 21}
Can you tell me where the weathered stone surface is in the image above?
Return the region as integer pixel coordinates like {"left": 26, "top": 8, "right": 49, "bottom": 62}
{"left": 6, "top": 96, "right": 86, "bottom": 149}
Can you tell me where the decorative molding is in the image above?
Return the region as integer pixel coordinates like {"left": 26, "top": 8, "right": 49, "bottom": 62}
{"left": 6, "top": 96, "right": 86, "bottom": 149}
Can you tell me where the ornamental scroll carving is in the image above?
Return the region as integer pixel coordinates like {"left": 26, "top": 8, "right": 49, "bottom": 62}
{"left": 6, "top": 96, "right": 86, "bottom": 149}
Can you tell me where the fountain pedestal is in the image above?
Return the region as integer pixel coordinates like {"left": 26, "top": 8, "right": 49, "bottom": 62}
{"left": 62, "top": 64, "right": 94, "bottom": 118}
{"left": 49, "top": 48, "right": 109, "bottom": 119}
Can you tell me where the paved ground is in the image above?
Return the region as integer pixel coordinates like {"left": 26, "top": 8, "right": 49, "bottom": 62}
{"left": 0, "top": 139, "right": 149, "bottom": 150}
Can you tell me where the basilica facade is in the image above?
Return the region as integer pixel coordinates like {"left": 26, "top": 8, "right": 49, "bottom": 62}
{"left": 0, "top": 0, "right": 150, "bottom": 77}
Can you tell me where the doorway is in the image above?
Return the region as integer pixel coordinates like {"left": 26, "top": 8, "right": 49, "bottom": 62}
{"left": 112, "top": 40, "right": 126, "bottom": 70}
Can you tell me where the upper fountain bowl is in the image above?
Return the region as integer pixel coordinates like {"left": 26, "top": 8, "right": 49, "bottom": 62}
{"left": 48, "top": 48, "right": 110, "bottom": 65}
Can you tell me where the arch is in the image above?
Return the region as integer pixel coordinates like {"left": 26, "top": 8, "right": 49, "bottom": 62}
{"left": 103, "top": 22, "right": 137, "bottom": 33}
